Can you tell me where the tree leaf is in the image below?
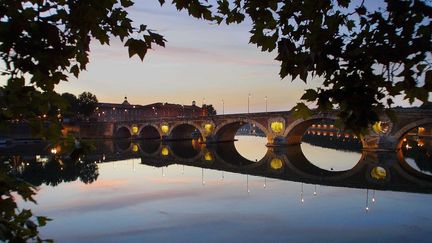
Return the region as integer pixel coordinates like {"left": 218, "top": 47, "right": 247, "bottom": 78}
{"left": 292, "top": 102, "right": 313, "bottom": 119}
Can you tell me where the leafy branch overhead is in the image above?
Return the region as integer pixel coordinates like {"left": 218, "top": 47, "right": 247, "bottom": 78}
{"left": 213, "top": 0, "right": 432, "bottom": 133}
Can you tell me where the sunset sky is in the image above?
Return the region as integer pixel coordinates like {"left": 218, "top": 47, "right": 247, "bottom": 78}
{"left": 48, "top": 1, "right": 423, "bottom": 113}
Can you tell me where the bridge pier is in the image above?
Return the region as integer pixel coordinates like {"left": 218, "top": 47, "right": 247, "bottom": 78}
{"left": 362, "top": 135, "right": 398, "bottom": 152}
{"left": 266, "top": 136, "right": 289, "bottom": 147}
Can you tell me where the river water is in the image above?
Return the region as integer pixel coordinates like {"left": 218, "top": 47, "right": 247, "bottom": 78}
{"left": 5, "top": 135, "right": 432, "bottom": 242}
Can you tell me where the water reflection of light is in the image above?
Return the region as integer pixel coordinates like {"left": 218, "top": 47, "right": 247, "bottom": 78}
{"left": 204, "top": 151, "right": 213, "bottom": 161}
{"left": 270, "top": 158, "right": 283, "bottom": 170}
{"left": 300, "top": 183, "right": 304, "bottom": 204}
{"left": 313, "top": 185, "right": 317, "bottom": 196}
{"left": 247, "top": 175, "right": 250, "bottom": 194}
{"left": 132, "top": 159, "right": 135, "bottom": 172}
{"left": 50, "top": 148, "right": 57, "bottom": 154}
{"left": 202, "top": 168, "right": 205, "bottom": 186}
{"left": 371, "top": 167, "right": 387, "bottom": 180}
{"left": 417, "top": 140, "right": 425, "bottom": 147}
{"left": 365, "top": 189, "right": 370, "bottom": 213}
{"left": 161, "top": 147, "right": 169, "bottom": 156}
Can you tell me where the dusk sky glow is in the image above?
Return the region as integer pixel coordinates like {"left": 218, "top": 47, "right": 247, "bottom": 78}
{"left": 3, "top": 0, "right": 424, "bottom": 114}
{"left": 56, "top": 0, "right": 324, "bottom": 114}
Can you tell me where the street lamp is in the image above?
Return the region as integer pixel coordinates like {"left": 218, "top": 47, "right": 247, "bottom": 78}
{"left": 265, "top": 96, "right": 268, "bottom": 112}
{"left": 248, "top": 93, "right": 251, "bottom": 114}
{"left": 221, "top": 99, "right": 224, "bottom": 115}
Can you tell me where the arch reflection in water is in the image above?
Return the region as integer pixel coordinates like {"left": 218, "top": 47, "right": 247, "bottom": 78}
{"left": 300, "top": 143, "right": 361, "bottom": 172}
{"left": 234, "top": 135, "right": 268, "bottom": 162}
{"left": 2, "top": 138, "right": 432, "bottom": 194}
{"left": 399, "top": 125, "right": 432, "bottom": 177}
{"left": 299, "top": 120, "right": 362, "bottom": 172}
{"left": 139, "top": 140, "right": 161, "bottom": 155}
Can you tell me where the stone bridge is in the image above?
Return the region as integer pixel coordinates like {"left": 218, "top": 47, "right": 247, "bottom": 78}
{"left": 112, "top": 109, "right": 432, "bottom": 151}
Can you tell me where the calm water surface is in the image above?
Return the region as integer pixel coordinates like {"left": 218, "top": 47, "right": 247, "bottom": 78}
{"left": 12, "top": 136, "right": 432, "bottom": 242}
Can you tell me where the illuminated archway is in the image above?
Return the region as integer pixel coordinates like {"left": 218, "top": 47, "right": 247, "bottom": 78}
{"left": 395, "top": 120, "right": 432, "bottom": 178}
{"left": 170, "top": 123, "right": 203, "bottom": 140}
{"left": 214, "top": 119, "right": 269, "bottom": 142}
{"left": 393, "top": 118, "right": 432, "bottom": 150}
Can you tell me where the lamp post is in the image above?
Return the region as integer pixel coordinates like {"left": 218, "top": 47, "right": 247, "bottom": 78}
{"left": 152, "top": 106, "right": 157, "bottom": 117}
{"left": 221, "top": 99, "right": 224, "bottom": 115}
{"left": 202, "top": 98, "right": 206, "bottom": 117}
{"left": 248, "top": 93, "right": 251, "bottom": 114}
{"left": 265, "top": 96, "right": 268, "bottom": 112}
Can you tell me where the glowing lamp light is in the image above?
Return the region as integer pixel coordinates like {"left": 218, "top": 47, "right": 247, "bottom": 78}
{"left": 204, "top": 151, "right": 213, "bottom": 161}
{"left": 131, "top": 125, "right": 139, "bottom": 135}
{"left": 132, "top": 143, "right": 139, "bottom": 152}
{"left": 161, "top": 124, "right": 169, "bottom": 134}
{"left": 418, "top": 140, "right": 425, "bottom": 147}
{"left": 270, "top": 158, "right": 283, "bottom": 170}
{"left": 161, "top": 147, "right": 169, "bottom": 156}
{"left": 204, "top": 123, "right": 214, "bottom": 133}
{"left": 418, "top": 127, "right": 425, "bottom": 134}
{"left": 371, "top": 166, "right": 387, "bottom": 180}
{"left": 270, "top": 121, "right": 284, "bottom": 133}
{"left": 50, "top": 148, "right": 57, "bottom": 154}
{"left": 372, "top": 121, "right": 390, "bottom": 134}
{"left": 372, "top": 121, "right": 382, "bottom": 134}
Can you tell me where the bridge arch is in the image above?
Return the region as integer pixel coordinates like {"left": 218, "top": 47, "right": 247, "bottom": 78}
{"left": 214, "top": 118, "right": 269, "bottom": 142}
{"left": 115, "top": 125, "right": 132, "bottom": 138}
{"left": 393, "top": 118, "right": 432, "bottom": 150}
{"left": 283, "top": 116, "right": 366, "bottom": 148}
{"left": 169, "top": 121, "right": 204, "bottom": 140}
{"left": 139, "top": 124, "right": 161, "bottom": 140}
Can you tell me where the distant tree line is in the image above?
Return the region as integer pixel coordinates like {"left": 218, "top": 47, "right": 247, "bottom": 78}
{"left": 60, "top": 92, "right": 98, "bottom": 121}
